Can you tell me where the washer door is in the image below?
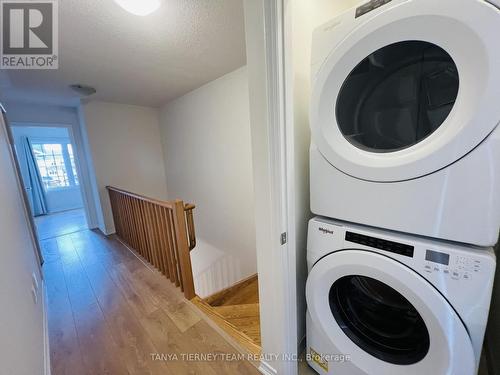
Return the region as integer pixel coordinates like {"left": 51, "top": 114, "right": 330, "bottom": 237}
{"left": 306, "top": 250, "right": 475, "bottom": 374}
{"left": 311, "top": 0, "right": 500, "bottom": 182}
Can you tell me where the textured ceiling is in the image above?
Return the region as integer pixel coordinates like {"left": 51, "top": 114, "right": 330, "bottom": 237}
{"left": 0, "top": 0, "right": 246, "bottom": 107}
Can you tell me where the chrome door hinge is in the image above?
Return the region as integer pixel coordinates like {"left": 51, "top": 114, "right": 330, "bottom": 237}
{"left": 280, "top": 232, "right": 287, "bottom": 245}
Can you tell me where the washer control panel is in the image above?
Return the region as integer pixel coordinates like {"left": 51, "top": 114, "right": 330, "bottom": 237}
{"left": 355, "top": 0, "right": 392, "bottom": 18}
{"left": 423, "top": 250, "right": 481, "bottom": 281}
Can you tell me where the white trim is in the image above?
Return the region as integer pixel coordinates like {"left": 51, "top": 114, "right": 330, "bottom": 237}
{"left": 245, "top": 0, "right": 298, "bottom": 373}
{"left": 259, "top": 360, "right": 278, "bottom": 375}
{"left": 42, "top": 281, "right": 51, "bottom": 375}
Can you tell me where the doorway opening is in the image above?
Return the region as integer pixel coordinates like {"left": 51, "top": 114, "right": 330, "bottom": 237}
{"left": 10, "top": 124, "right": 89, "bottom": 240}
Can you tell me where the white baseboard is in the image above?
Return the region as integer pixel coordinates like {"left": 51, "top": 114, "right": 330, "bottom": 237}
{"left": 42, "top": 281, "right": 51, "bottom": 375}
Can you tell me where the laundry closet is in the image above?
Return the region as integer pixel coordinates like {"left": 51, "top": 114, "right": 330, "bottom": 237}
{"left": 285, "top": 1, "right": 500, "bottom": 374}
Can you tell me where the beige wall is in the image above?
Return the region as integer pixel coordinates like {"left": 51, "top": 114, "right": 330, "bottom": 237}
{"left": 0, "top": 116, "right": 46, "bottom": 375}
{"left": 287, "top": 0, "right": 363, "bottom": 347}
{"left": 159, "top": 66, "right": 257, "bottom": 297}
{"left": 81, "top": 101, "right": 168, "bottom": 234}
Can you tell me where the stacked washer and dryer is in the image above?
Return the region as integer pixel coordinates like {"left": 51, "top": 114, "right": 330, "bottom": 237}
{"left": 305, "top": 1, "right": 500, "bottom": 374}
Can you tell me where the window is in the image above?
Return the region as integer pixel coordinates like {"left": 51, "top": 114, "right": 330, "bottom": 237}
{"left": 31, "top": 142, "right": 80, "bottom": 190}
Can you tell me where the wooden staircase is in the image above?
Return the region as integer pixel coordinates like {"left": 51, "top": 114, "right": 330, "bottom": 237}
{"left": 192, "top": 275, "right": 261, "bottom": 355}
{"left": 106, "top": 186, "right": 261, "bottom": 356}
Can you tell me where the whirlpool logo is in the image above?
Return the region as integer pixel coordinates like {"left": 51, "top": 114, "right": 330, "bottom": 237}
{"left": 319, "top": 227, "right": 334, "bottom": 235}
{"left": 1, "top": 0, "right": 58, "bottom": 69}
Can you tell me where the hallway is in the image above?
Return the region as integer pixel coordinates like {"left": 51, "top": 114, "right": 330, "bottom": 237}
{"left": 36, "top": 209, "right": 87, "bottom": 240}
{"left": 42, "top": 229, "right": 259, "bottom": 375}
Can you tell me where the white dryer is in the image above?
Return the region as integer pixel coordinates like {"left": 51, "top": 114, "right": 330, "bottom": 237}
{"left": 310, "top": 0, "right": 500, "bottom": 246}
{"left": 306, "top": 217, "right": 496, "bottom": 375}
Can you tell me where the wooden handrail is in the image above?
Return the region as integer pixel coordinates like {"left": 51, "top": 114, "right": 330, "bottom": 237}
{"left": 184, "top": 204, "right": 196, "bottom": 251}
{"left": 106, "top": 186, "right": 197, "bottom": 299}
{"left": 107, "top": 186, "right": 174, "bottom": 209}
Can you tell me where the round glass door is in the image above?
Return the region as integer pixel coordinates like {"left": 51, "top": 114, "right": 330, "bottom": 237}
{"left": 336, "top": 41, "right": 459, "bottom": 152}
{"left": 329, "top": 275, "right": 430, "bottom": 365}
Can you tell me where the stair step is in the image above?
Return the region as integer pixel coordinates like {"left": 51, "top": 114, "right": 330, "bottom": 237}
{"left": 213, "top": 303, "right": 260, "bottom": 319}
{"left": 205, "top": 275, "right": 259, "bottom": 306}
{"left": 191, "top": 296, "right": 261, "bottom": 354}
{"left": 213, "top": 303, "right": 261, "bottom": 345}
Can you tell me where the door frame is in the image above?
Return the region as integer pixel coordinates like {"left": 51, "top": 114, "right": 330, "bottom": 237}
{"left": 245, "top": 0, "right": 299, "bottom": 374}
{"left": 0, "top": 104, "right": 44, "bottom": 268}
{"left": 8, "top": 120, "right": 99, "bottom": 230}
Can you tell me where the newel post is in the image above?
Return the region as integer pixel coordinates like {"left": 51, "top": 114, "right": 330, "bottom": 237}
{"left": 172, "top": 200, "right": 196, "bottom": 299}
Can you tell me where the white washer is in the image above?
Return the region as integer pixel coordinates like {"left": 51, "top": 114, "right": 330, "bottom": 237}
{"left": 310, "top": 0, "right": 500, "bottom": 246}
{"left": 306, "top": 217, "right": 496, "bottom": 375}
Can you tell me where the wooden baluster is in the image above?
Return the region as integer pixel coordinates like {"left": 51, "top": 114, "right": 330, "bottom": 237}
{"left": 165, "top": 207, "right": 179, "bottom": 286}
{"left": 151, "top": 203, "right": 163, "bottom": 271}
{"left": 160, "top": 206, "right": 174, "bottom": 281}
{"left": 109, "top": 191, "right": 116, "bottom": 234}
{"left": 128, "top": 196, "right": 138, "bottom": 253}
{"left": 146, "top": 202, "right": 159, "bottom": 270}
{"left": 129, "top": 195, "right": 138, "bottom": 250}
{"left": 120, "top": 194, "right": 129, "bottom": 244}
{"left": 106, "top": 187, "right": 196, "bottom": 300}
{"left": 122, "top": 194, "right": 132, "bottom": 246}
{"left": 116, "top": 192, "right": 123, "bottom": 238}
{"left": 137, "top": 199, "right": 148, "bottom": 261}
{"left": 141, "top": 200, "right": 153, "bottom": 264}
{"left": 109, "top": 191, "right": 117, "bottom": 234}
{"left": 142, "top": 201, "right": 152, "bottom": 266}
{"left": 152, "top": 204, "right": 166, "bottom": 275}
{"left": 123, "top": 195, "right": 131, "bottom": 247}
{"left": 133, "top": 198, "right": 144, "bottom": 257}
{"left": 112, "top": 191, "right": 120, "bottom": 237}
{"left": 156, "top": 205, "right": 169, "bottom": 277}
{"left": 116, "top": 193, "right": 124, "bottom": 238}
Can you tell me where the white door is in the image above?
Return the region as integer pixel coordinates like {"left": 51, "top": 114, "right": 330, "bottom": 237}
{"left": 306, "top": 249, "right": 475, "bottom": 374}
{"left": 310, "top": 0, "right": 500, "bottom": 181}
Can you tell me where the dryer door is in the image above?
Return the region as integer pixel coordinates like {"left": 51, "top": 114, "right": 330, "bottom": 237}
{"left": 306, "top": 250, "right": 475, "bottom": 374}
{"left": 311, "top": 0, "right": 500, "bottom": 182}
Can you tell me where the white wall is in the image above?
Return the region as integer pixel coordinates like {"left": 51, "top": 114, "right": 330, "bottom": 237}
{"left": 286, "top": 0, "right": 363, "bottom": 348}
{"left": 81, "top": 101, "right": 168, "bottom": 235}
{"left": 11, "top": 126, "right": 84, "bottom": 214}
{"left": 159, "top": 66, "right": 257, "bottom": 297}
{"left": 0, "top": 115, "right": 47, "bottom": 375}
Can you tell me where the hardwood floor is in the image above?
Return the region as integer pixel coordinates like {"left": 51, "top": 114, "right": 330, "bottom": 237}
{"left": 36, "top": 208, "right": 88, "bottom": 241}
{"left": 42, "top": 229, "right": 259, "bottom": 375}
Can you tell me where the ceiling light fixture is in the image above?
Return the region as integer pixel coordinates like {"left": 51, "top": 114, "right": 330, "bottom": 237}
{"left": 70, "top": 84, "right": 96, "bottom": 97}
{"left": 113, "top": 0, "right": 161, "bottom": 16}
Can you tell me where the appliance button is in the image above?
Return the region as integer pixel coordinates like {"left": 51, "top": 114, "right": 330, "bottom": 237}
{"left": 451, "top": 270, "right": 461, "bottom": 280}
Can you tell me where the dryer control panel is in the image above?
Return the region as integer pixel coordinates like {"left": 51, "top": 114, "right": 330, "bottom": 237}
{"left": 355, "top": 0, "right": 392, "bottom": 18}
{"left": 345, "top": 231, "right": 414, "bottom": 257}
{"left": 423, "top": 250, "right": 482, "bottom": 281}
